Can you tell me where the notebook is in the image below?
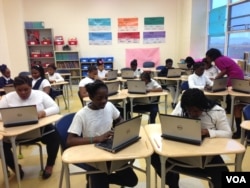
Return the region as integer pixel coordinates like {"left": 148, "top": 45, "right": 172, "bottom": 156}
{"left": 159, "top": 114, "right": 202, "bottom": 145}
{"left": 0, "top": 105, "right": 38, "bottom": 127}
{"left": 167, "top": 69, "right": 182, "bottom": 78}
{"left": 127, "top": 80, "right": 147, "bottom": 94}
{"left": 3, "top": 86, "right": 15, "bottom": 94}
{"left": 106, "top": 81, "right": 120, "bottom": 96}
{"left": 95, "top": 115, "right": 142, "bottom": 153}
{"left": 121, "top": 70, "right": 135, "bottom": 79}
{"left": 106, "top": 70, "right": 118, "bottom": 80}
{"left": 231, "top": 79, "right": 250, "bottom": 94}
{"left": 205, "top": 77, "right": 228, "bottom": 92}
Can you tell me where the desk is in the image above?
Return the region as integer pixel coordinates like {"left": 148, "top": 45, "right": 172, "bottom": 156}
{"left": 51, "top": 81, "right": 70, "bottom": 111}
{"left": 0, "top": 134, "right": 9, "bottom": 188}
{"left": 60, "top": 73, "right": 73, "bottom": 96}
{"left": 204, "top": 90, "right": 228, "bottom": 109}
{"left": 62, "top": 128, "right": 153, "bottom": 188}
{"left": 144, "top": 124, "right": 245, "bottom": 188}
{"left": 83, "top": 90, "right": 128, "bottom": 119}
{"left": 0, "top": 114, "right": 62, "bottom": 188}
{"left": 240, "top": 120, "right": 250, "bottom": 145}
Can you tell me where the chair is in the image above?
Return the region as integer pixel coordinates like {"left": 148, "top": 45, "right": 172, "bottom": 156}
{"left": 242, "top": 105, "right": 250, "bottom": 147}
{"left": 53, "top": 85, "right": 68, "bottom": 110}
{"left": 18, "top": 71, "right": 31, "bottom": 77}
{"left": 1, "top": 136, "right": 10, "bottom": 188}
{"left": 156, "top": 65, "right": 165, "bottom": 71}
{"left": 56, "top": 69, "right": 73, "bottom": 96}
{"left": 143, "top": 61, "right": 155, "bottom": 68}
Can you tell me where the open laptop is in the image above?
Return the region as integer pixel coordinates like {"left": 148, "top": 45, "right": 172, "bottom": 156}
{"left": 106, "top": 70, "right": 118, "bottom": 80}
{"left": 121, "top": 70, "right": 135, "bottom": 79}
{"left": 167, "top": 69, "right": 182, "bottom": 78}
{"left": 3, "top": 86, "right": 15, "bottom": 94}
{"left": 127, "top": 80, "right": 147, "bottom": 94}
{"left": 0, "top": 105, "right": 38, "bottom": 127}
{"left": 231, "top": 79, "right": 250, "bottom": 94}
{"left": 95, "top": 115, "right": 142, "bottom": 153}
{"left": 205, "top": 77, "right": 228, "bottom": 92}
{"left": 177, "top": 63, "right": 188, "bottom": 69}
{"left": 106, "top": 81, "right": 120, "bottom": 96}
{"left": 159, "top": 114, "right": 202, "bottom": 145}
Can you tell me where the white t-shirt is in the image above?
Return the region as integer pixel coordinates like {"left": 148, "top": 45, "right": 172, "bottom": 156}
{"left": 48, "top": 72, "right": 64, "bottom": 82}
{"left": 188, "top": 73, "right": 213, "bottom": 90}
{"left": 68, "top": 102, "right": 120, "bottom": 137}
{"left": 146, "top": 78, "right": 161, "bottom": 90}
{"left": 98, "top": 69, "right": 108, "bottom": 79}
{"left": 0, "top": 89, "right": 59, "bottom": 118}
{"left": 78, "top": 77, "right": 95, "bottom": 87}
{"left": 133, "top": 68, "right": 142, "bottom": 77}
{"left": 171, "top": 103, "right": 232, "bottom": 138}
{"left": 32, "top": 78, "right": 51, "bottom": 91}
{"left": 204, "top": 65, "right": 219, "bottom": 79}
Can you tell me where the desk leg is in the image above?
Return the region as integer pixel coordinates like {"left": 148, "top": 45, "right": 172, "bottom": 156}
{"left": 165, "top": 95, "right": 167, "bottom": 114}
{"left": 123, "top": 99, "right": 126, "bottom": 120}
{"left": 235, "top": 153, "right": 243, "bottom": 172}
{"left": 0, "top": 140, "right": 10, "bottom": 188}
{"left": 173, "top": 80, "right": 180, "bottom": 104}
{"left": 145, "top": 156, "right": 151, "bottom": 188}
{"left": 230, "top": 96, "right": 235, "bottom": 131}
{"left": 64, "top": 162, "right": 70, "bottom": 188}
{"left": 160, "top": 156, "right": 167, "bottom": 188}
{"left": 10, "top": 137, "right": 21, "bottom": 188}
{"left": 65, "top": 84, "right": 70, "bottom": 111}
{"left": 130, "top": 98, "right": 134, "bottom": 118}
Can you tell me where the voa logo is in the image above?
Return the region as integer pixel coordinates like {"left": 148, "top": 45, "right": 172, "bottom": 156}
{"left": 226, "top": 176, "right": 247, "bottom": 184}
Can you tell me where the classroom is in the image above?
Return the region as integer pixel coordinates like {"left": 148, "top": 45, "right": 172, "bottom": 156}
{"left": 0, "top": 0, "right": 250, "bottom": 188}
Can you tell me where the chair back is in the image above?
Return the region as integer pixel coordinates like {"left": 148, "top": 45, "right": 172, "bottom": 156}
{"left": 18, "top": 71, "right": 31, "bottom": 77}
{"left": 243, "top": 104, "right": 250, "bottom": 120}
{"left": 55, "top": 113, "right": 76, "bottom": 151}
{"left": 56, "top": 69, "right": 71, "bottom": 80}
{"left": 156, "top": 65, "right": 165, "bottom": 70}
{"left": 143, "top": 61, "right": 155, "bottom": 68}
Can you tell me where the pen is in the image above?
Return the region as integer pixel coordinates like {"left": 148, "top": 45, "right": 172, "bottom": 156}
{"left": 154, "top": 138, "right": 160, "bottom": 148}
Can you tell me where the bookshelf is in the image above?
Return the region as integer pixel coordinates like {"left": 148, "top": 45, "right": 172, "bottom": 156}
{"left": 54, "top": 51, "right": 81, "bottom": 84}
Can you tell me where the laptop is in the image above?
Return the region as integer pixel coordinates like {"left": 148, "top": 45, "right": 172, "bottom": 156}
{"left": 106, "top": 81, "right": 120, "bottom": 96}
{"left": 177, "top": 63, "right": 188, "bottom": 69}
{"left": 106, "top": 70, "right": 118, "bottom": 80}
{"left": 0, "top": 105, "right": 38, "bottom": 127}
{"left": 205, "top": 77, "right": 228, "bottom": 92}
{"left": 121, "top": 70, "right": 135, "bottom": 79}
{"left": 3, "top": 86, "right": 15, "bottom": 94}
{"left": 231, "top": 79, "right": 250, "bottom": 94}
{"left": 167, "top": 69, "right": 182, "bottom": 78}
{"left": 95, "top": 115, "right": 142, "bottom": 153}
{"left": 127, "top": 80, "right": 147, "bottom": 94}
{"left": 159, "top": 114, "right": 202, "bottom": 145}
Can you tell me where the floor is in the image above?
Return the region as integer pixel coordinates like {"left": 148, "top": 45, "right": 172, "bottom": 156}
{"left": 0, "top": 85, "right": 250, "bottom": 188}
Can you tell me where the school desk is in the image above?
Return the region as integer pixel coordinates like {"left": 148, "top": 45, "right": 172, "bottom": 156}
{"left": 0, "top": 134, "right": 9, "bottom": 188}
{"left": 240, "top": 120, "right": 250, "bottom": 147}
{"left": 51, "top": 81, "right": 70, "bottom": 111}
{"left": 204, "top": 89, "right": 229, "bottom": 109}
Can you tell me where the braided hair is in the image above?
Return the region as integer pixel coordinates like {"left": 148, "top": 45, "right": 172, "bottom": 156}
{"left": 31, "top": 65, "right": 45, "bottom": 79}
{"left": 85, "top": 80, "right": 107, "bottom": 98}
{"left": 0, "top": 64, "right": 8, "bottom": 74}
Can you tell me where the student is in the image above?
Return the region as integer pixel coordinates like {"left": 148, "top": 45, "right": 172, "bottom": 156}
{"left": 151, "top": 88, "right": 232, "bottom": 188}
{"left": 157, "top": 58, "right": 174, "bottom": 77}
{"left": 203, "top": 57, "right": 219, "bottom": 80}
{"left": 130, "top": 59, "right": 142, "bottom": 77}
{"left": 31, "top": 65, "right": 51, "bottom": 94}
{"left": 0, "top": 76, "right": 60, "bottom": 179}
{"left": 188, "top": 62, "right": 213, "bottom": 90}
{"left": 78, "top": 65, "right": 98, "bottom": 98}
{"left": 96, "top": 58, "right": 108, "bottom": 79}
{"left": 185, "top": 56, "right": 196, "bottom": 69}
{"left": 47, "top": 64, "right": 64, "bottom": 83}
{"left": 67, "top": 80, "right": 138, "bottom": 188}
{"left": 128, "top": 72, "right": 163, "bottom": 123}
{"left": 0, "top": 64, "right": 14, "bottom": 95}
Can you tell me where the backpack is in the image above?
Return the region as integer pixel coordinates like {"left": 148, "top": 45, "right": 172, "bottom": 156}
{"left": 32, "top": 78, "right": 60, "bottom": 100}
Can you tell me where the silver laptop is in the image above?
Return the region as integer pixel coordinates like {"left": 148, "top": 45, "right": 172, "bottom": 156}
{"left": 231, "top": 79, "right": 250, "bottom": 94}
{"left": 0, "top": 105, "right": 38, "bottom": 127}
{"left": 3, "top": 86, "right": 15, "bottom": 94}
{"left": 160, "top": 114, "right": 202, "bottom": 145}
{"left": 167, "top": 69, "right": 182, "bottom": 78}
{"left": 205, "top": 77, "right": 228, "bottom": 92}
{"left": 106, "top": 70, "right": 118, "bottom": 80}
{"left": 106, "top": 81, "right": 120, "bottom": 96}
{"left": 95, "top": 115, "right": 142, "bottom": 153}
{"left": 121, "top": 70, "right": 135, "bottom": 79}
{"left": 177, "top": 63, "right": 188, "bottom": 69}
{"left": 127, "top": 80, "right": 147, "bottom": 94}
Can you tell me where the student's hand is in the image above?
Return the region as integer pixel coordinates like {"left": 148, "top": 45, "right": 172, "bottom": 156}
{"left": 201, "top": 129, "right": 210, "bottom": 137}
{"left": 97, "top": 130, "right": 114, "bottom": 142}
{"left": 37, "top": 111, "right": 46, "bottom": 119}
{"left": 49, "top": 80, "right": 56, "bottom": 83}
{"left": 205, "top": 85, "right": 212, "bottom": 90}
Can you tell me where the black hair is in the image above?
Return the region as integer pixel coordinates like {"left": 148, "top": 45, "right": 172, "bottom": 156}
{"left": 13, "top": 76, "right": 32, "bottom": 87}
{"left": 193, "top": 62, "right": 205, "bottom": 71}
{"left": 185, "top": 56, "right": 195, "bottom": 69}
{"left": 130, "top": 59, "right": 137, "bottom": 66}
{"left": 47, "top": 64, "right": 57, "bottom": 70}
{"left": 165, "top": 58, "right": 173, "bottom": 65}
{"left": 31, "top": 65, "right": 45, "bottom": 79}
{"left": 206, "top": 48, "right": 222, "bottom": 61}
{"left": 0, "top": 64, "right": 8, "bottom": 74}
{"left": 181, "top": 88, "right": 217, "bottom": 116}
{"left": 140, "top": 71, "right": 151, "bottom": 82}
{"left": 85, "top": 80, "right": 107, "bottom": 98}
{"left": 88, "top": 65, "right": 97, "bottom": 72}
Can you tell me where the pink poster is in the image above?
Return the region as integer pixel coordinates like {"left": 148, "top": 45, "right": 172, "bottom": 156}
{"left": 125, "top": 48, "right": 160, "bottom": 67}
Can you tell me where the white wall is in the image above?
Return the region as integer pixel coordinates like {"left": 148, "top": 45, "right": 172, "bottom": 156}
{"left": 0, "top": 0, "right": 207, "bottom": 76}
